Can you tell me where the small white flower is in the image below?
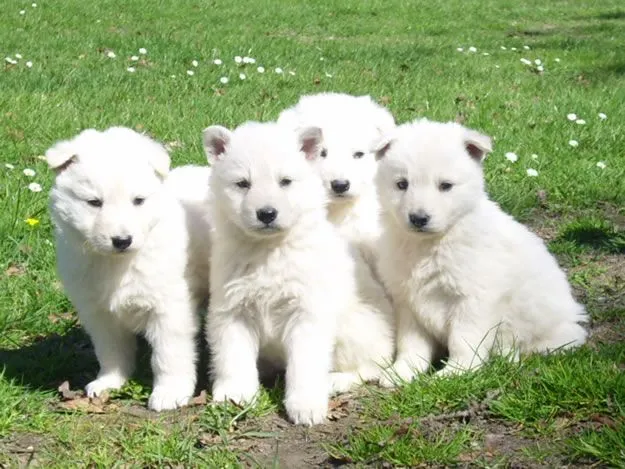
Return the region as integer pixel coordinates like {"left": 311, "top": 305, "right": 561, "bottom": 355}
{"left": 568, "top": 140, "right": 579, "bottom": 147}
{"left": 257, "top": 66, "right": 265, "bottom": 73}
{"left": 5, "top": 163, "right": 15, "bottom": 170}
{"left": 127, "top": 67, "right": 135, "bottom": 73}
{"left": 28, "top": 182, "right": 42, "bottom": 192}
{"left": 526, "top": 168, "right": 538, "bottom": 177}
{"left": 5, "top": 57, "right": 17, "bottom": 65}
{"left": 505, "top": 152, "right": 518, "bottom": 163}
{"left": 32, "top": 3, "right": 37, "bottom": 7}
{"left": 243, "top": 57, "right": 256, "bottom": 64}
{"left": 500, "top": 46, "right": 507, "bottom": 50}
{"left": 15, "top": 53, "right": 22, "bottom": 59}
{"left": 534, "top": 59, "right": 541, "bottom": 65}
{"left": 523, "top": 45, "right": 530, "bottom": 50}
{"left": 25, "top": 61, "right": 33, "bottom": 68}
{"left": 186, "top": 70, "right": 194, "bottom": 76}
{"left": 596, "top": 161, "right": 606, "bottom": 169}
{"left": 520, "top": 58, "right": 531, "bottom": 65}
{"left": 576, "top": 119, "right": 586, "bottom": 125}
{"left": 511, "top": 47, "right": 517, "bottom": 51}
{"left": 131, "top": 55, "right": 139, "bottom": 61}
{"left": 555, "top": 58, "right": 561, "bottom": 62}
{"left": 468, "top": 46, "right": 477, "bottom": 52}
{"left": 220, "top": 76, "right": 229, "bottom": 84}
{"left": 598, "top": 112, "right": 607, "bottom": 120}
{"left": 234, "top": 56, "right": 243, "bottom": 63}
{"left": 239, "top": 73, "right": 246, "bottom": 80}
{"left": 289, "top": 70, "right": 295, "bottom": 76}
{"left": 567, "top": 113, "right": 577, "bottom": 121}
{"left": 213, "top": 59, "right": 222, "bottom": 65}
{"left": 325, "top": 72, "right": 333, "bottom": 78}
{"left": 139, "top": 48, "right": 147, "bottom": 55}
{"left": 531, "top": 154, "right": 538, "bottom": 160}
{"left": 23, "top": 168, "right": 36, "bottom": 177}
{"left": 20, "top": 10, "right": 26, "bottom": 15}
{"left": 320, "top": 57, "right": 325, "bottom": 61}
{"left": 482, "top": 52, "right": 490, "bottom": 56}
{"left": 107, "top": 51, "right": 116, "bottom": 59}
{"left": 192, "top": 60, "right": 198, "bottom": 67}
{"left": 274, "top": 67, "right": 283, "bottom": 74}
{"left": 536, "top": 65, "right": 544, "bottom": 72}
{"left": 456, "top": 47, "right": 464, "bottom": 52}
{"left": 170, "top": 75, "right": 176, "bottom": 78}
{"left": 495, "top": 65, "right": 500, "bottom": 69}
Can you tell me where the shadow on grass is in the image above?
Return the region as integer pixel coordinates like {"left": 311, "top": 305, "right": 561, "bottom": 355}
{"left": 0, "top": 326, "right": 211, "bottom": 397}
{"left": 558, "top": 222, "right": 625, "bottom": 255}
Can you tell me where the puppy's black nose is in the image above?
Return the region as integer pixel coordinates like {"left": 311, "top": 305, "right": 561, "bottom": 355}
{"left": 256, "top": 207, "right": 278, "bottom": 225}
{"left": 111, "top": 235, "right": 133, "bottom": 250}
{"left": 409, "top": 213, "right": 430, "bottom": 229}
{"left": 330, "top": 179, "right": 350, "bottom": 194}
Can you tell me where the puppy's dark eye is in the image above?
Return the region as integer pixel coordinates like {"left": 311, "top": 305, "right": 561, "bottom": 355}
{"left": 279, "top": 177, "right": 292, "bottom": 187}
{"left": 353, "top": 151, "right": 365, "bottom": 159}
{"left": 133, "top": 197, "right": 146, "bottom": 206}
{"left": 396, "top": 179, "right": 409, "bottom": 191}
{"left": 236, "top": 179, "right": 251, "bottom": 189}
{"left": 320, "top": 149, "right": 328, "bottom": 158}
{"left": 87, "top": 199, "right": 103, "bottom": 207}
{"left": 439, "top": 181, "right": 454, "bottom": 192}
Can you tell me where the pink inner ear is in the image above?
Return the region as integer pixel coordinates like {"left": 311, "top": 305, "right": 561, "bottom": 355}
{"left": 212, "top": 139, "right": 227, "bottom": 158}
{"left": 300, "top": 137, "right": 318, "bottom": 160}
{"left": 466, "top": 143, "right": 484, "bottom": 161}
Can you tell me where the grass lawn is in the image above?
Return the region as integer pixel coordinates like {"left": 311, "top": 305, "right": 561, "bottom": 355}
{"left": 1, "top": 0, "right": 625, "bottom": 466}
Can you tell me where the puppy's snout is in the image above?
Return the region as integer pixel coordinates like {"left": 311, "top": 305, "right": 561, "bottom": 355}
{"left": 330, "top": 179, "right": 350, "bottom": 194}
{"left": 111, "top": 235, "right": 133, "bottom": 251}
{"left": 409, "top": 212, "right": 430, "bottom": 229}
{"left": 256, "top": 207, "right": 278, "bottom": 225}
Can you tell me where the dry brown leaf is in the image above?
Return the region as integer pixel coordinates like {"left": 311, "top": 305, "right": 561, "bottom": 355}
{"left": 58, "top": 381, "right": 81, "bottom": 401}
{"left": 57, "top": 397, "right": 106, "bottom": 414}
{"left": 5, "top": 264, "right": 26, "bottom": 277}
{"left": 189, "top": 390, "right": 207, "bottom": 406}
{"left": 48, "top": 312, "right": 75, "bottom": 324}
{"left": 328, "top": 397, "right": 350, "bottom": 421}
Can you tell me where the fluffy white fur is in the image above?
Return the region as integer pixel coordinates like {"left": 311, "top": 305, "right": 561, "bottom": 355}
{"left": 47, "top": 127, "right": 210, "bottom": 411}
{"left": 204, "top": 121, "right": 394, "bottom": 426}
{"left": 278, "top": 92, "right": 396, "bottom": 267}
{"left": 374, "top": 119, "right": 588, "bottom": 385}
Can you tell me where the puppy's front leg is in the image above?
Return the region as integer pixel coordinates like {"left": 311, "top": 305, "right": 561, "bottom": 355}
{"left": 379, "top": 305, "right": 437, "bottom": 388}
{"left": 209, "top": 311, "right": 260, "bottom": 406}
{"left": 81, "top": 310, "right": 136, "bottom": 397}
{"left": 145, "top": 298, "right": 199, "bottom": 411}
{"left": 284, "top": 318, "right": 332, "bottom": 426}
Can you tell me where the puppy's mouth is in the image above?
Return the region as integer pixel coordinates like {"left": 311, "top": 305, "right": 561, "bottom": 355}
{"left": 251, "top": 224, "right": 284, "bottom": 235}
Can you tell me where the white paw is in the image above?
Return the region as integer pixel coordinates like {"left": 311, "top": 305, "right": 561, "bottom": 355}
{"left": 148, "top": 383, "right": 193, "bottom": 411}
{"left": 329, "top": 372, "right": 358, "bottom": 395}
{"left": 378, "top": 360, "right": 424, "bottom": 388}
{"left": 212, "top": 377, "right": 259, "bottom": 406}
{"left": 284, "top": 391, "right": 328, "bottom": 426}
{"left": 85, "top": 374, "right": 127, "bottom": 397}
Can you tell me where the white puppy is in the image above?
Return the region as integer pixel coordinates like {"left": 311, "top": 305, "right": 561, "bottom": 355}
{"left": 278, "top": 92, "right": 396, "bottom": 266}
{"left": 203, "top": 121, "right": 394, "bottom": 426}
{"left": 47, "top": 127, "right": 210, "bottom": 411}
{"left": 374, "top": 119, "right": 588, "bottom": 385}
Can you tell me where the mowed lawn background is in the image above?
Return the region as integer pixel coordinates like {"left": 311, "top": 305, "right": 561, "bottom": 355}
{"left": 1, "top": 0, "right": 624, "bottom": 467}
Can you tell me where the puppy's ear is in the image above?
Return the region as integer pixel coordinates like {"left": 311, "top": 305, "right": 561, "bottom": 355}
{"left": 371, "top": 135, "right": 394, "bottom": 161}
{"left": 202, "top": 126, "right": 232, "bottom": 165}
{"left": 45, "top": 140, "right": 79, "bottom": 173}
{"left": 297, "top": 126, "right": 323, "bottom": 160}
{"left": 146, "top": 142, "right": 171, "bottom": 178}
{"left": 464, "top": 129, "right": 492, "bottom": 163}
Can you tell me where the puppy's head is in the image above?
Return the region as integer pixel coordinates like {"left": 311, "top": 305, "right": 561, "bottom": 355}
{"left": 279, "top": 93, "right": 395, "bottom": 204}
{"left": 46, "top": 127, "right": 170, "bottom": 255}
{"left": 204, "top": 122, "right": 326, "bottom": 239}
{"left": 374, "top": 119, "right": 492, "bottom": 236}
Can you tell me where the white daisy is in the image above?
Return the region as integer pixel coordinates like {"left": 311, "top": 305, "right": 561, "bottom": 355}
{"left": 23, "top": 168, "right": 36, "bottom": 177}
{"left": 107, "top": 51, "right": 116, "bottom": 59}
{"left": 505, "top": 152, "right": 518, "bottom": 163}
{"left": 536, "top": 65, "right": 544, "bottom": 72}
{"left": 568, "top": 140, "right": 579, "bottom": 147}
{"left": 576, "top": 119, "right": 586, "bottom": 125}
{"left": 274, "top": 67, "right": 283, "bottom": 74}
{"left": 526, "top": 168, "right": 538, "bottom": 177}
{"left": 139, "top": 48, "right": 147, "bottom": 55}
{"left": 186, "top": 70, "right": 194, "bottom": 76}
{"left": 32, "top": 2, "right": 37, "bottom": 6}
{"left": 325, "top": 72, "right": 333, "bottom": 78}
{"left": 257, "top": 66, "right": 265, "bottom": 73}
{"left": 239, "top": 73, "right": 246, "bottom": 80}
{"left": 468, "top": 46, "right": 477, "bottom": 52}
{"left": 15, "top": 53, "right": 22, "bottom": 59}
{"left": 220, "top": 76, "right": 229, "bottom": 84}
{"left": 482, "top": 52, "right": 490, "bottom": 56}
{"left": 555, "top": 58, "right": 561, "bottom": 62}
{"left": 520, "top": 58, "right": 532, "bottom": 65}
{"left": 234, "top": 56, "right": 243, "bottom": 64}
{"left": 534, "top": 59, "right": 541, "bottom": 65}
{"left": 456, "top": 47, "right": 463, "bottom": 52}
{"left": 5, "top": 57, "right": 17, "bottom": 65}
{"left": 192, "top": 60, "right": 199, "bottom": 67}
{"left": 28, "top": 182, "right": 42, "bottom": 192}
{"left": 598, "top": 112, "right": 607, "bottom": 120}
{"left": 213, "top": 59, "right": 223, "bottom": 65}
{"left": 127, "top": 67, "right": 136, "bottom": 73}
{"left": 511, "top": 47, "right": 517, "bottom": 51}
{"left": 596, "top": 161, "right": 606, "bottom": 169}
{"left": 289, "top": 71, "right": 295, "bottom": 75}
{"left": 567, "top": 113, "right": 577, "bottom": 121}
{"left": 5, "top": 163, "right": 15, "bottom": 170}
{"left": 523, "top": 45, "right": 530, "bottom": 50}
{"left": 243, "top": 57, "right": 256, "bottom": 64}
{"left": 25, "top": 61, "right": 33, "bottom": 68}
{"left": 19, "top": 10, "right": 26, "bottom": 15}
{"left": 500, "top": 46, "right": 507, "bottom": 50}
{"left": 131, "top": 55, "right": 139, "bottom": 61}
{"left": 531, "top": 154, "right": 538, "bottom": 159}
{"left": 320, "top": 57, "right": 325, "bottom": 61}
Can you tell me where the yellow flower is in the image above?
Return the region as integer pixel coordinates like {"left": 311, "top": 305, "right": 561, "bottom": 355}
{"left": 25, "top": 218, "right": 39, "bottom": 226}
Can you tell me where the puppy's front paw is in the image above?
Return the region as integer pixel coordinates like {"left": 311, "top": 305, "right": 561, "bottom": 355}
{"left": 329, "top": 372, "right": 359, "bottom": 395}
{"left": 284, "top": 392, "right": 328, "bottom": 426}
{"left": 148, "top": 383, "right": 193, "bottom": 411}
{"left": 212, "top": 377, "right": 259, "bottom": 406}
{"left": 378, "top": 360, "right": 421, "bottom": 388}
{"left": 85, "top": 374, "right": 127, "bottom": 397}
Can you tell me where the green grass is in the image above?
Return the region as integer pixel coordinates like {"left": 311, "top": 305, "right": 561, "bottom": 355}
{"left": 1, "top": 0, "right": 625, "bottom": 466}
